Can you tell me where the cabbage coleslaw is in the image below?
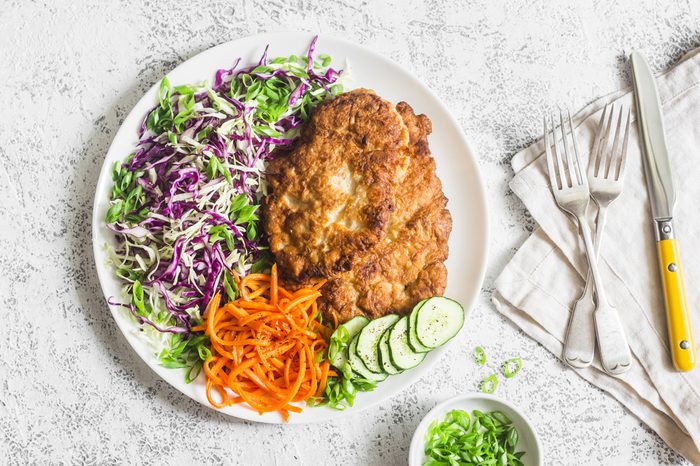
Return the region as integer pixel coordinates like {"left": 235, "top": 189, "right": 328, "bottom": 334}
{"left": 105, "top": 37, "right": 343, "bottom": 381}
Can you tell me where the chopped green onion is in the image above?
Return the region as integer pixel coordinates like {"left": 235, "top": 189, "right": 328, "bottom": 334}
{"left": 503, "top": 357, "right": 523, "bottom": 379}
{"left": 250, "top": 252, "right": 273, "bottom": 274}
{"left": 246, "top": 223, "right": 257, "bottom": 241}
{"left": 229, "top": 193, "right": 248, "bottom": 215}
{"left": 473, "top": 345, "right": 486, "bottom": 365}
{"left": 481, "top": 373, "right": 498, "bottom": 394}
{"left": 105, "top": 200, "right": 124, "bottom": 223}
{"left": 318, "top": 53, "right": 332, "bottom": 67}
{"left": 234, "top": 205, "right": 259, "bottom": 225}
{"left": 158, "top": 77, "right": 171, "bottom": 108}
{"left": 424, "top": 409, "right": 526, "bottom": 466}
{"left": 158, "top": 333, "right": 211, "bottom": 383}
{"left": 310, "top": 374, "right": 376, "bottom": 410}
{"left": 132, "top": 280, "right": 146, "bottom": 314}
{"left": 167, "top": 131, "right": 177, "bottom": 145}
{"left": 195, "top": 126, "right": 212, "bottom": 141}
{"left": 223, "top": 271, "right": 240, "bottom": 302}
{"left": 174, "top": 84, "right": 197, "bottom": 95}
{"left": 489, "top": 410, "right": 512, "bottom": 425}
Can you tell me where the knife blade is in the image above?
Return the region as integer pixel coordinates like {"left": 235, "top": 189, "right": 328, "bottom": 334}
{"left": 631, "top": 51, "right": 696, "bottom": 372}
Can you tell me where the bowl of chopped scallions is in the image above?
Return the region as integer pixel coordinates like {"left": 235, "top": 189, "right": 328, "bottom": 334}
{"left": 409, "top": 394, "right": 542, "bottom": 466}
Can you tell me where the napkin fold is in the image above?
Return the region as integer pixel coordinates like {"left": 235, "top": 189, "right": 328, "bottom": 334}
{"left": 493, "top": 49, "right": 700, "bottom": 463}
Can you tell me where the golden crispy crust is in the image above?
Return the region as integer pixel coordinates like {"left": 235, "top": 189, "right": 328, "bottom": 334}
{"left": 321, "top": 102, "right": 452, "bottom": 322}
{"left": 263, "top": 90, "right": 409, "bottom": 280}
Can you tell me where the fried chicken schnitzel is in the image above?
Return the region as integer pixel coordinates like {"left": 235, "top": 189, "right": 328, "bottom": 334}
{"left": 263, "top": 91, "right": 451, "bottom": 323}
{"left": 321, "top": 102, "right": 452, "bottom": 321}
{"left": 263, "top": 90, "right": 409, "bottom": 280}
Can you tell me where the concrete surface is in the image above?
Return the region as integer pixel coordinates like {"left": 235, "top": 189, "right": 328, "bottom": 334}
{"left": 1, "top": 1, "right": 699, "bottom": 464}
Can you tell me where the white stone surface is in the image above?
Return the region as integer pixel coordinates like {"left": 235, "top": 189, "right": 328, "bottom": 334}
{"left": 1, "top": 1, "right": 698, "bottom": 465}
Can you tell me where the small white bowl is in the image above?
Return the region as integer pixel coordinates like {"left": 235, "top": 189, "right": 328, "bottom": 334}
{"left": 409, "top": 393, "right": 542, "bottom": 466}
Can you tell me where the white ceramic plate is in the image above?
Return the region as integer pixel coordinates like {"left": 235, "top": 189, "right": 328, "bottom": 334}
{"left": 92, "top": 32, "right": 488, "bottom": 424}
{"left": 409, "top": 394, "right": 542, "bottom": 466}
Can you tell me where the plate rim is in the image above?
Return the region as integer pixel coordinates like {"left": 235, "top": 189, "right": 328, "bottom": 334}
{"left": 91, "top": 31, "right": 490, "bottom": 424}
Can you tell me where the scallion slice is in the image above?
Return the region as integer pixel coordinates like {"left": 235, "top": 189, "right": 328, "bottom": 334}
{"left": 504, "top": 357, "right": 523, "bottom": 379}
{"left": 473, "top": 345, "right": 486, "bottom": 365}
{"left": 481, "top": 374, "right": 498, "bottom": 394}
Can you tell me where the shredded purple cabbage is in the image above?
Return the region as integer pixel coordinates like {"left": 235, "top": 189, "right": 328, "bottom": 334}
{"left": 104, "top": 37, "right": 344, "bottom": 372}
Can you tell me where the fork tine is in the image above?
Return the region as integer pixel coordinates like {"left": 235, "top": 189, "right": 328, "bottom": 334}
{"left": 615, "top": 107, "right": 631, "bottom": 180}
{"left": 558, "top": 109, "right": 576, "bottom": 187}
{"left": 552, "top": 114, "right": 569, "bottom": 188}
{"left": 598, "top": 103, "right": 615, "bottom": 177}
{"left": 606, "top": 105, "right": 624, "bottom": 179}
{"left": 588, "top": 104, "right": 608, "bottom": 178}
{"left": 567, "top": 109, "right": 585, "bottom": 186}
{"left": 543, "top": 115, "right": 560, "bottom": 190}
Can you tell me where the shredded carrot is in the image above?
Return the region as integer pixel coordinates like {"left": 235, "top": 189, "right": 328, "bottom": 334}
{"left": 202, "top": 267, "right": 329, "bottom": 421}
{"left": 270, "top": 264, "right": 279, "bottom": 307}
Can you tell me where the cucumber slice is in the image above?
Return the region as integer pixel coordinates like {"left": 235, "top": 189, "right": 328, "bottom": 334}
{"left": 415, "top": 297, "right": 465, "bottom": 349}
{"left": 378, "top": 328, "right": 403, "bottom": 375}
{"left": 408, "top": 299, "right": 432, "bottom": 353}
{"left": 355, "top": 314, "right": 400, "bottom": 374}
{"left": 328, "top": 315, "right": 369, "bottom": 371}
{"left": 347, "top": 336, "right": 387, "bottom": 382}
{"left": 388, "top": 316, "right": 426, "bottom": 370}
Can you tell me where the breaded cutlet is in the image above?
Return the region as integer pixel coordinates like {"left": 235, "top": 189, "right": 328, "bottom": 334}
{"left": 263, "top": 89, "right": 409, "bottom": 281}
{"left": 320, "top": 102, "right": 452, "bottom": 322}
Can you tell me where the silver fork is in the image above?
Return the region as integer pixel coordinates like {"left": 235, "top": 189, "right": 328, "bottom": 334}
{"left": 544, "top": 109, "right": 632, "bottom": 375}
{"left": 563, "top": 104, "right": 632, "bottom": 371}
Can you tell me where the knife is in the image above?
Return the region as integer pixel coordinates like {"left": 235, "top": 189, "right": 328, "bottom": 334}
{"left": 631, "top": 51, "right": 697, "bottom": 372}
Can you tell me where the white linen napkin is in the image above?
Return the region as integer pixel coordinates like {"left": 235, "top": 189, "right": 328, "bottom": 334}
{"left": 493, "top": 48, "right": 700, "bottom": 463}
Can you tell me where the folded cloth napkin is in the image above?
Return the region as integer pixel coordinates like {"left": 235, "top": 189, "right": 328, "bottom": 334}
{"left": 493, "top": 48, "right": 700, "bottom": 463}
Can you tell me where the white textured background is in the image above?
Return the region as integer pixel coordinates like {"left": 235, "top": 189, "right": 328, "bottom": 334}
{"left": 1, "top": 1, "right": 699, "bottom": 465}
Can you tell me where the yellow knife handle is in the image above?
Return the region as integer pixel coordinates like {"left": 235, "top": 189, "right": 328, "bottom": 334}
{"left": 657, "top": 238, "right": 696, "bottom": 371}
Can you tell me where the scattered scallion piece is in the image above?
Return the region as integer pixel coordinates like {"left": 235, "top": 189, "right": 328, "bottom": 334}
{"left": 473, "top": 345, "right": 486, "bottom": 365}
{"left": 503, "top": 357, "right": 523, "bottom": 379}
{"left": 481, "top": 374, "right": 498, "bottom": 394}
{"left": 424, "top": 409, "right": 526, "bottom": 466}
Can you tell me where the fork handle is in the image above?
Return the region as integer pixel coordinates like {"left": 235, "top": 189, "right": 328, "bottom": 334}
{"left": 594, "top": 303, "right": 632, "bottom": 375}
{"left": 656, "top": 221, "right": 696, "bottom": 372}
{"left": 564, "top": 205, "right": 607, "bottom": 368}
{"left": 577, "top": 215, "right": 632, "bottom": 375}
{"left": 563, "top": 278, "right": 596, "bottom": 368}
